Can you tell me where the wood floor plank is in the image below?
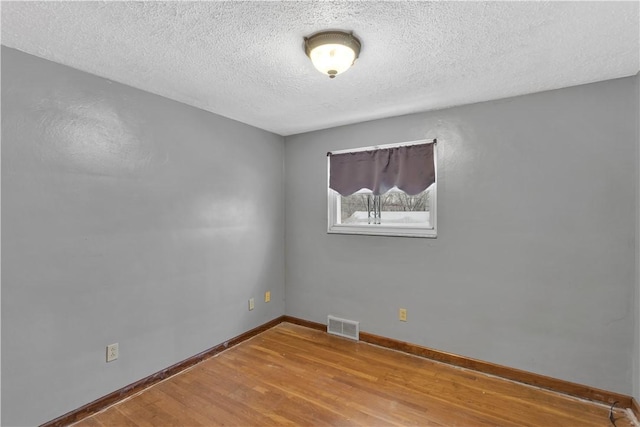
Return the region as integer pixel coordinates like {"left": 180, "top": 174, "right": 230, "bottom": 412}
{"left": 267, "top": 325, "right": 622, "bottom": 426}
{"left": 73, "top": 416, "right": 104, "bottom": 427}
{"left": 260, "top": 327, "right": 597, "bottom": 426}
{"left": 74, "top": 323, "right": 636, "bottom": 427}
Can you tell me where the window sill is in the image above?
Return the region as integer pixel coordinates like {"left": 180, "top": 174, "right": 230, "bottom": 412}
{"left": 328, "top": 224, "right": 437, "bottom": 238}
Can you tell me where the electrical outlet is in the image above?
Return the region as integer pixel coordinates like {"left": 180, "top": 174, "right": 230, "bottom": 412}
{"left": 265, "top": 291, "right": 271, "bottom": 303}
{"left": 399, "top": 308, "right": 407, "bottom": 322}
{"left": 248, "top": 298, "right": 255, "bottom": 311}
{"left": 106, "top": 343, "right": 119, "bottom": 362}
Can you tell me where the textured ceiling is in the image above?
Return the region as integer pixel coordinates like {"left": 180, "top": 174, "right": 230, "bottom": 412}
{"left": 2, "top": 1, "right": 639, "bottom": 136}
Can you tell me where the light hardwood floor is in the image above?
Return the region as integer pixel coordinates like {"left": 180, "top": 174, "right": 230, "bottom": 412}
{"left": 76, "top": 323, "right": 636, "bottom": 426}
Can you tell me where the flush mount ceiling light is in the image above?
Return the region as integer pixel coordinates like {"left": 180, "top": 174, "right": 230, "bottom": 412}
{"left": 304, "top": 30, "right": 361, "bottom": 79}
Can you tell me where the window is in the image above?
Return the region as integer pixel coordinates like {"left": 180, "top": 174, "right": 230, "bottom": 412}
{"left": 327, "top": 139, "right": 437, "bottom": 238}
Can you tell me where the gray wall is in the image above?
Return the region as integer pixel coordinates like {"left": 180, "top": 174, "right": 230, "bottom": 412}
{"left": 285, "top": 75, "right": 638, "bottom": 395}
{"left": 1, "top": 47, "right": 285, "bottom": 426}
{"left": 635, "top": 72, "right": 640, "bottom": 402}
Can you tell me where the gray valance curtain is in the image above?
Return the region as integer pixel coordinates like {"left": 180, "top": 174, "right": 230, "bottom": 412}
{"left": 328, "top": 141, "right": 436, "bottom": 196}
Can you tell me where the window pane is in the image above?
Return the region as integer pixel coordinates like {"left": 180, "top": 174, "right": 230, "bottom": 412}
{"left": 340, "top": 188, "right": 431, "bottom": 226}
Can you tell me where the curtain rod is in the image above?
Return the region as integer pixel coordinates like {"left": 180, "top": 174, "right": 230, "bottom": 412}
{"left": 327, "top": 138, "right": 436, "bottom": 156}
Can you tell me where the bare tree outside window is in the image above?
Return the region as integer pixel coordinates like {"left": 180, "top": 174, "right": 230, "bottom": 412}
{"left": 340, "top": 188, "right": 431, "bottom": 224}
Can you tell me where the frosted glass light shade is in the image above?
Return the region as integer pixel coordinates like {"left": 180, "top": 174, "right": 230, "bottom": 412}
{"left": 304, "top": 31, "right": 361, "bottom": 79}
{"left": 309, "top": 44, "right": 356, "bottom": 77}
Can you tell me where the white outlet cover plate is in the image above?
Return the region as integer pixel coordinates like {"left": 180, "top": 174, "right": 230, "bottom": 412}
{"left": 106, "top": 343, "right": 119, "bottom": 362}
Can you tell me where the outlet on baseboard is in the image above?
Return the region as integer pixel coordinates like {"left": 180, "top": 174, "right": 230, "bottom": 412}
{"left": 106, "top": 343, "right": 119, "bottom": 362}
{"left": 248, "top": 298, "right": 255, "bottom": 311}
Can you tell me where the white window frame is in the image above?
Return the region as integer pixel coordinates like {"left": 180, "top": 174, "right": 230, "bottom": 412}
{"left": 327, "top": 139, "right": 437, "bottom": 238}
